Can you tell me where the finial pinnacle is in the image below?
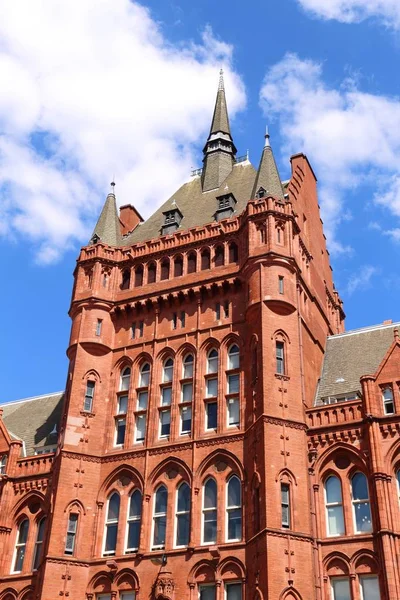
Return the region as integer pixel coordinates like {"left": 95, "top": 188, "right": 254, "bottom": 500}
{"left": 110, "top": 180, "right": 115, "bottom": 193}
{"left": 218, "top": 68, "right": 224, "bottom": 91}
{"left": 264, "top": 125, "right": 271, "bottom": 148}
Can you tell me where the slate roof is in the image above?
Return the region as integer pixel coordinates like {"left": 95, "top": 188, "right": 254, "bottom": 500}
{"left": 209, "top": 79, "right": 231, "bottom": 136}
{"left": 1, "top": 392, "right": 64, "bottom": 456}
{"left": 91, "top": 192, "right": 122, "bottom": 247}
{"left": 124, "top": 160, "right": 257, "bottom": 245}
{"left": 251, "top": 137, "right": 285, "bottom": 201}
{"left": 316, "top": 322, "right": 400, "bottom": 405}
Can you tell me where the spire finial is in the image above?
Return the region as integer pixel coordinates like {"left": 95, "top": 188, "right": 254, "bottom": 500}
{"left": 110, "top": 180, "right": 116, "bottom": 195}
{"left": 219, "top": 68, "right": 224, "bottom": 91}
{"left": 264, "top": 125, "right": 271, "bottom": 148}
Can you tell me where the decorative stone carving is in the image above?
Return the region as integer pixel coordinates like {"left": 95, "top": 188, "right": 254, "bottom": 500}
{"left": 154, "top": 567, "right": 175, "bottom": 600}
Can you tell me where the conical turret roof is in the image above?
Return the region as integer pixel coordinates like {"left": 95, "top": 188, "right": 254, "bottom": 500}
{"left": 90, "top": 189, "right": 121, "bottom": 246}
{"left": 251, "top": 128, "right": 285, "bottom": 201}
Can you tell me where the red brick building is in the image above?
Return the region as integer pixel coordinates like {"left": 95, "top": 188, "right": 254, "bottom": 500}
{"left": 0, "top": 73, "right": 398, "bottom": 600}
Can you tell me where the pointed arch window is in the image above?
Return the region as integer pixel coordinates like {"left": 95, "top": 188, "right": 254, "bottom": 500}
{"left": 13, "top": 519, "right": 29, "bottom": 572}
{"left": 229, "top": 242, "right": 238, "bottom": 263}
{"left": 281, "top": 483, "right": 290, "bottom": 529}
{"left": 121, "top": 268, "right": 131, "bottom": 290}
{"left": 214, "top": 245, "right": 224, "bottom": 267}
{"left": 176, "top": 482, "right": 190, "bottom": 547}
{"left": 351, "top": 472, "right": 372, "bottom": 533}
{"left": 134, "top": 265, "right": 143, "bottom": 287}
{"left": 104, "top": 493, "right": 120, "bottom": 555}
{"left": 187, "top": 252, "right": 197, "bottom": 274}
{"left": 174, "top": 256, "right": 183, "bottom": 277}
{"left": 331, "top": 579, "right": 351, "bottom": 600}
{"left": 161, "top": 259, "right": 170, "bottom": 281}
{"left": 201, "top": 249, "right": 211, "bottom": 270}
{"left": 65, "top": 513, "right": 78, "bottom": 555}
{"left": 382, "top": 387, "right": 395, "bottom": 415}
{"left": 276, "top": 341, "right": 285, "bottom": 375}
{"left": 227, "top": 345, "right": 240, "bottom": 428}
{"left": 83, "top": 380, "right": 95, "bottom": 412}
{"left": 135, "top": 363, "right": 150, "bottom": 443}
{"left": 153, "top": 485, "right": 167, "bottom": 549}
{"left": 120, "top": 367, "right": 131, "bottom": 392}
{"left": 205, "top": 349, "right": 218, "bottom": 430}
{"left": 325, "top": 475, "right": 345, "bottom": 536}
{"left": 203, "top": 478, "right": 217, "bottom": 544}
{"left": 126, "top": 490, "right": 142, "bottom": 553}
{"left": 226, "top": 476, "right": 241, "bottom": 541}
{"left": 147, "top": 262, "right": 156, "bottom": 284}
{"left": 180, "top": 354, "right": 194, "bottom": 435}
{"left": 225, "top": 583, "right": 242, "bottom": 600}
{"left": 207, "top": 349, "right": 219, "bottom": 374}
{"left": 32, "top": 517, "right": 46, "bottom": 570}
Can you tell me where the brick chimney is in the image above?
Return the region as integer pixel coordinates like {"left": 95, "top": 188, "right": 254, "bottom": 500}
{"left": 119, "top": 204, "right": 144, "bottom": 235}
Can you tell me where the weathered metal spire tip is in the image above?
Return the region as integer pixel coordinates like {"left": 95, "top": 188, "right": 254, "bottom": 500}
{"left": 264, "top": 125, "right": 271, "bottom": 148}
{"left": 218, "top": 68, "right": 224, "bottom": 91}
{"left": 109, "top": 180, "right": 116, "bottom": 195}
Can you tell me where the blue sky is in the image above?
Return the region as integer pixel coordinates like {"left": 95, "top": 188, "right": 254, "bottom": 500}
{"left": 1, "top": 0, "right": 400, "bottom": 402}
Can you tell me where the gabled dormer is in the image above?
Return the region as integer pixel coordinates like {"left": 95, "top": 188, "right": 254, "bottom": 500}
{"left": 161, "top": 204, "right": 183, "bottom": 235}
{"left": 214, "top": 192, "right": 237, "bottom": 221}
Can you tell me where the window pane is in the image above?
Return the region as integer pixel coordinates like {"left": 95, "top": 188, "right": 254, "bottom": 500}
{"left": 204, "top": 479, "right": 217, "bottom": 508}
{"left": 228, "top": 346, "right": 240, "bottom": 369}
{"left": 327, "top": 505, "right": 345, "bottom": 536}
{"left": 135, "top": 414, "right": 146, "bottom": 441}
{"left": 120, "top": 368, "right": 131, "bottom": 391}
{"left": 163, "top": 360, "right": 174, "bottom": 382}
{"left": 228, "top": 477, "right": 241, "bottom": 507}
{"left": 18, "top": 519, "right": 29, "bottom": 544}
{"left": 116, "top": 419, "right": 126, "bottom": 445}
{"left": 105, "top": 523, "right": 118, "bottom": 552}
{"left": 140, "top": 365, "right": 150, "bottom": 387}
{"left": 127, "top": 521, "right": 140, "bottom": 550}
{"left": 206, "top": 378, "right": 218, "bottom": 398}
{"left": 121, "top": 594, "right": 135, "bottom": 600}
{"left": 176, "top": 513, "right": 190, "bottom": 546}
{"left": 108, "top": 494, "right": 120, "bottom": 520}
{"left": 226, "top": 583, "right": 242, "bottom": 600}
{"left": 203, "top": 510, "right": 217, "bottom": 543}
{"left": 183, "top": 355, "right": 194, "bottom": 379}
{"left": 155, "top": 487, "right": 167, "bottom": 513}
{"left": 332, "top": 578, "right": 351, "bottom": 600}
{"left": 206, "top": 402, "right": 217, "bottom": 429}
{"left": 182, "top": 382, "right": 193, "bottom": 402}
{"left": 65, "top": 532, "right": 75, "bottom": 553}
{"left": 228, "top": 374, "right": 239, "bottom": 394}
{"left": 228, "top": 398, "right": 239, "bottom": 425}
{"left": 228, "top": 508, "right": 242, "bottom": 540}
{"left": 118, "top": 395, "right": 128, "bottom": 414}
{"left": 181, "top": 406, "right": 192, "bottom": 434}
{"left": 326, "top": 476, "right": 342, "bottom": 504}
{"left": 199, "top": 586, "right": 216, "bottom": 600}
{"left": 352, "top": 473, "right": 369, "bottom": 500}
{"left": 68, "top": 513, "right": 78, "bottom": 533}
{"left": 130, "top": 491, "right": 142, "bottom": 518}
{"left": 137, "top": 391, "right": 148, "bottom": 410}
{"left": 14, "top": 547, "right": 26, "bottom": 572}
{"left": 160, "top": 410, "right": 171, "bottom": 436}
{"left": 354, "top": 501, "right": 372, "bottom": 532}
{"left": 161, "top": 386, "right": 172, "bottom": 406}
{"left": 207, "top": 351, "right": 218, "bottom": 374}
{"left": 153, "top": 516, "right": 166, "bottom": 546}
{"left": 178, "top": 484, "right": 190, "bottom": 512}
{"left": 360, "top": 576, "right": 380, "bottom": 600}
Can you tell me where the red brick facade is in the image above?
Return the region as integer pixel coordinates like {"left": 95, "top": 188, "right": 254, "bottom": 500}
{"left": 1, "top": 124, "right": 398, "bottom": 600}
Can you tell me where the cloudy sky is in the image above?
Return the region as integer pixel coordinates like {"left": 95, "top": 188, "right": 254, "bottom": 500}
{"left": 1, "top": 0, "right": 400, "bottom": 401}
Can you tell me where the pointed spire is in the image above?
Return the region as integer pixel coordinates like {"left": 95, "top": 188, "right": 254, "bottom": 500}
{"left": 201, "top": 70, "right": 237, "bottom": 192}
{"left": 90, "top": 182, "right": 122, "bottom": 246}
{"left": 251, "top": 126, "right": 285, "bottom": 201}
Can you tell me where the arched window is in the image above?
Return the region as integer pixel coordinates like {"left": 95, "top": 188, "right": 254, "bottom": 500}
{"left": 32, "top": 517, "right": 46, "bottom": 570}
{"left": 214, "top": 245, "right": 224, "bottom": 267}
{"left": 325, "top": 476, "right": 345, "bottom": 536}
{"left": 227, "top": 345, "right": 240, "bottom": 428}
{"left": 163, "top": 358, "right": 174, "bottom": 383}
{"left": 135, "top": 363, "right": 150, "bottom": 443}
{"left": 153, "top": 486, "right": 167, "bottom": 549}
{"left": 203, "top": 478, "right": 217, "bottom": 544}
{"left": 120, "top": 367, "right": 131, "bottom": 391}
{"left": 126, "top": 490, "right": 142, "bottom": 553}
{"left": 181, "top": 354, "right": 194, "bottom": 435}
{"left": 104, "top": 493, "right": 120, "bottom": 555}
{"left": 0, "top": 454, "right": 7, "bottom": 475}
{"left": 161, "top": 259, "right": 170, "bottom": 281}
{"left": 160, "top": 359, "right": 174, "bottom": 436}
{"left": 174, "top": 256, "right": 183, "bottom": 277}
{"left": 351, "top": 472, "right": 372, "bottom": 533}
{"left": 121, "top": 268, "right": 131, "bottom": 290}
{"left": 275, "top": 341, "right": 285, "bottom": 375}
{"left": 207, "top": 349, "right": 219, "bottom": 374}
{"left": 13, "top": 519, "right": 29, "bottom": 572}
{"left": 229, "top": 242, "right": 238, "bottom": 263}
{"left": 225, "top": 582, "right": 242, "bottom": 600}
{"left": 226, "top": 476, "right": 241, "bottom": 541}
{"left": 65, "top": 513, "right": 78, "bottom": 555}
{"left": 205, "top": 349, "right": 218, "bottom": 431}
{"left": 134, "top": 265, "right": 143, "bottom": 287}
{"left": 187, "top": 252, "right": 197, "bottom": 274}
{"left": 201, "top": 249, "right": 211, "bottom": 270}
{"left": 147, "top": 262, "right": 156, "bottom": 284}
{"left": 382, "top": 387, "right": 395, "bottom": 415}
{"left": 183, "top": 354, "right": 194, "bottom": 379}
{"left": 176, "top": 482, "right": 190, "bottom": 547}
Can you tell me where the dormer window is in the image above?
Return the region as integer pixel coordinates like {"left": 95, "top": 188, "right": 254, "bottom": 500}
{"left": 215, "top": 193, "right": 237, "bottom": 222}
{"left": 161, "top": 207, "right": 183, "bottom": 235}
{"left": 256, "top": 187, "right": 266, "bottom": 199}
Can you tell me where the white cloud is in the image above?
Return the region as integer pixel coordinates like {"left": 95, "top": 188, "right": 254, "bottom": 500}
{"left": 296, "top": 0, "right": 400, "bottom": 29}
{"left": 0, "top": 1, "right": 245, "bottom": 262}
{"left": 260, "top": 53, "right": 400, "bottom": 253}
{"left": 346, "top": 265, "right": 379, "bottom": 295}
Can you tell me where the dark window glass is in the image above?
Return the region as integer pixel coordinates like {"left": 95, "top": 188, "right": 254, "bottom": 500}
{"left": 174, "top": 257, "right": 183, "bottom": 277}
{"left": 206, "top": 402, "right": 217, "bottom": 430}
{"left": 121, "top": 269, "right": 131, "bottom": 290}
{"left": 201, "top": 250, "right": 210, "bottom": 270}
{"left": 161, "top": 260, "right": 170, "bottom": 280}
{"left": 147, "top": 263, "right": 156, "bottom": 284}
{"left": 214, "top": 246, "right": 224, "bottom": 267}
{"left": 229, "top": 242, "right": 238, "bottom": 263}
{"left": 187, "top": 252, "right": 197, "bottom": 274}
{"left": 84, "top": 381, "right": 95, "bottom": 412}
